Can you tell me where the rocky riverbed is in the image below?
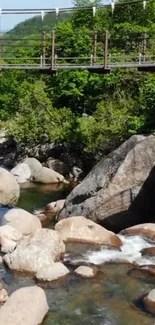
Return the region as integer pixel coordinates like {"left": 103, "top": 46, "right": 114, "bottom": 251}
{"left": 1, "top": 134, "right": 155, "bottom": 324}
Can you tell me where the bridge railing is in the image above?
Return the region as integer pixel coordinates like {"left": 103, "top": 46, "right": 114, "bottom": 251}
{"left": 0, "top": 30, "right": 155, "bottom": 70}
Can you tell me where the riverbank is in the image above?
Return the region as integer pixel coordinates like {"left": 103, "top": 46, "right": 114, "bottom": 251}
{"left": 0, "top": 129, "right": 94, "bottom": 181}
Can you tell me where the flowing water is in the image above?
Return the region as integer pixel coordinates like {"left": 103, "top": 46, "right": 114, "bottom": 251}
{"left": 43, "top": 235, "right": 155, "bottom": 325}
{"left": 2, "top": 183, "right": 155, "bottom": 325}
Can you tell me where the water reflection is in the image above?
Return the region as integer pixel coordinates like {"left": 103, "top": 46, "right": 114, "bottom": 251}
{"left": 17, "top": 182, "right": 72, "bottom": 213}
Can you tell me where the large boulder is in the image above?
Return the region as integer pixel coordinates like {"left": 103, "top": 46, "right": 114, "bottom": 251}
{"left": 11, "top": 163, "right": 31, "bottom": 183}
{"left": 24, "top": 158, "right": 42, "bottom": 178}
{"left": 0, "top": 168, "right": 20, "bottom": 206}
{"left": 34, "top": 167, "right": 64, "bottom": 184}
{"left": 1, "top": 208, "right": 41, "bottom": 235}
{"left": 121, "top": 223, "right": 155, "bottom": 241}
{"left": 0, "top": 286, "right": 48, "bottom": 325}
{"left": 4, "top": 229, "right": 65, "bottom": 279}
{"left": 55, "top": 216, "right": 122, "bottom": 248}
{"left": 59, "top": 135, "right": 155, "bottom": 232}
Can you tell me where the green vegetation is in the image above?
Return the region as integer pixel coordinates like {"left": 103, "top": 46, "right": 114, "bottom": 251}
{"left": 1, "top": 0, "right": 155, "bottom": 161}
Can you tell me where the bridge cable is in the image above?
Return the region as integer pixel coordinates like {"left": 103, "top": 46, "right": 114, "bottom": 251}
{"left": 0, "top": 0, "right": 154, "bottom": 15}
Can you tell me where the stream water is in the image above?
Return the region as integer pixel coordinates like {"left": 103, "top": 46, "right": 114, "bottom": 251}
{"left": 2, "top": 183, "right": 155, "bottom": 325}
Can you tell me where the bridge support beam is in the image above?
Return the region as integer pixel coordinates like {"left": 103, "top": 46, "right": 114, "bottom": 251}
{"left": 104, "top": 30, "right": 109, "bottom": 69}
{"left": 138, "top": 66, "right": 155, "bottom": 72}
{"left": 88, "top": 67, "right": 111, "bottom": 74}
{"left": 51, "top": 30, "right": 55, "bottom": 70}
{"left": 93, "top": 30, "right": 97, "bottom": 64}
{"left": 42, "top": 31, "right": 46, "bottom": 66}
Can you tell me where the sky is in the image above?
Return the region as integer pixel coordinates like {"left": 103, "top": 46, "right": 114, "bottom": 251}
{"left": 1, "top": 0, "right": 73, "bottom": 31}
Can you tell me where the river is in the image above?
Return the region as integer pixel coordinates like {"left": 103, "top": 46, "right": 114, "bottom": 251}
{"left": 1, "top": 183, "right": 155, "bottom": 325}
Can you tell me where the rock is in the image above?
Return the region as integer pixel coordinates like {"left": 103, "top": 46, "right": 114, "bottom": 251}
{"left": 74, "top": 265, "right": 97, "bottom": 278}
{"left": 55, "top": 216, "right": 122, "bottom": 248}
{"left": 0, "top": 131, "right": 17, "bottom": 169}
{"left": 1, "top": 208, "right": 41, "bottom": 235}
{"left": 0, "top": 129, "right": 7, "bottom": 143}
{"left": 1, "top": 152, "right": 16, "bottom": 169}
{"left": 0, "top": 225, "right": 22, "bottom": 253}
{"left": 72, "top": 166, "right": 83, "bottom": 180}
{"left": 36, "top": 262, "right": 70, "bottom": 281}
{"left": 140, "top": 265, "right": 155, "bottom": 276}
{"left": 39, "top": 133, "right": 49, "bottom": 144}
{"left": 0, "top": 286, "right": 48, "bottom": 325}
{"left": 4, "top": 229, "right": 65, "bottom": 276}
{"left": 60, "top": 151, "right": 84, "bottom": 169}
{"left": 42, "top": 200, "right": 66, "bottom": 224}
{"left": 37, "top": 213, "right": 48, "bottom": 227}
{"left": 121, "top": 223, "right": 155, "bottom": 241}
{"left": 34, "top": 167, "right": 64, "bottom": 184}
{"left": 59, "top": 135, "right": 155, "bottom": 232}
{"left": 33, "top": 142, "right": 65, "bottom": 162}
{"left": 24, "top": 158, "right": 42, "bottom": 178}
{"left": 11, "top": 163, "right": 31, "bottom": 183}
{"left": 0, "top": 168, "right": 20, "bottom": 207}
{"left": 144, "top": 289, "right": 155, "bottom": 314}
{"left": 0, "top": 289, "right": 8, "bottom": 303}
{"left": 141, "top": 247, "right": 155, "bottom": 257}
{"left": 46, "top": 158, "right": 69, "bottom": 176}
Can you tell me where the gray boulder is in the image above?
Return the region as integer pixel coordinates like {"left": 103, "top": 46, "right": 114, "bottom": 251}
{"left": 59, "top": 135, "right": 155, "bottom": 232}
{"left": 0, "top": 168, "right": 20, "bottom": 207}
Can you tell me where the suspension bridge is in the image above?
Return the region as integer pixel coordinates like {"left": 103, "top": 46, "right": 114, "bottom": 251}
{"left": 0, "top": 30, "right": 154, "bottom": 73}
{"left": 0, "top": 2, "right": 154, "bottom": 73}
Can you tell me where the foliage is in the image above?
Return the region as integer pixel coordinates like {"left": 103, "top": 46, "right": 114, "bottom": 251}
{"left": 6, "top": 80, "right": 76, "bottom": 144}
{"left": 1, "top": 0, "right": 155, "bottom": 161}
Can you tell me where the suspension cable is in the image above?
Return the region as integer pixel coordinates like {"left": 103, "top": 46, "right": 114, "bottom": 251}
{"left": 0, "top": 0, "right": 154, "bottom": 15}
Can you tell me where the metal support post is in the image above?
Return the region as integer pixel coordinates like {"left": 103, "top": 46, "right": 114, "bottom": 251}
{"left": 93, "top": 30, "right": 97, "bottom": 64}
{"left": 143, "top": 32, "right": 147, "bottom": 62}
{"left": 42, "top": 31, "right": 46, "bottom": 66}
{"left": 51, "top": 30, "right": 55, "bottom": 70}
{"left": 104, "top": 30, "right": 109, "bottom": 68}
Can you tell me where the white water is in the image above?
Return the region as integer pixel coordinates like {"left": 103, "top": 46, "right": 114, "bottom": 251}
{"left": 85, "top": 235, "right": 155, "bottom": 266}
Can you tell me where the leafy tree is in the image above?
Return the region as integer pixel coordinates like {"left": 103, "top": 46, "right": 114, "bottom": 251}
{"left": 2, "top": 0, "right": 155, "bottom": 161}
